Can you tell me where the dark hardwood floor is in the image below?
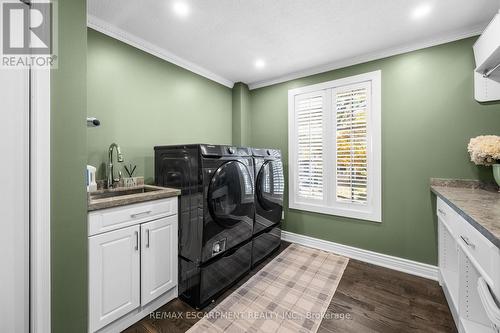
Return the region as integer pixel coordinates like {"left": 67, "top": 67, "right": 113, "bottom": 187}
{"left": 123, "top": 242, "right": 456, "bottom": 333}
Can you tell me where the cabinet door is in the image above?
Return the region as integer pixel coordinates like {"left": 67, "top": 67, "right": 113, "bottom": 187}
{"left": 89, "top": 225, "right": 140, "bottom": 332}
{"left": 141, "top": 215, "right": 178, "bottom": 305}
{"left": 438, "top": 217, "right": 459, "bottom": 308}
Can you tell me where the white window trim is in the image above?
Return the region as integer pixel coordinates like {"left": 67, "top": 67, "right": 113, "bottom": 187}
{"left": 288, "top": 70, "right": 382, "bottom": 222}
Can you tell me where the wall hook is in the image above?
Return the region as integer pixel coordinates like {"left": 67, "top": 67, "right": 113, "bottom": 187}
{"left": 87, "top": 117, "right": 100, "bottom": 127}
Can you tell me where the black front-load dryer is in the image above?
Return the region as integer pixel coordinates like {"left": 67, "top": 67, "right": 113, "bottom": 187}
{"left": 251, "top": 148, "right": 284, "bottom": 267}
{"left": 154, "top": 144, "right": 254, "bottom": 308}
{"left": 252, "top": 148, "right": 284, "bottom": 234}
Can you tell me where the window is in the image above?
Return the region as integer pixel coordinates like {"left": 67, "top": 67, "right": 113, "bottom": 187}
{"left": 288, "top": 71, "right": 381, "bottom": 222}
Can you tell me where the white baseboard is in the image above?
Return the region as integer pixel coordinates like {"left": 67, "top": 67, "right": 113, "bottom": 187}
{"left": 281, "top": 231, "right": 438, "bottom": 281}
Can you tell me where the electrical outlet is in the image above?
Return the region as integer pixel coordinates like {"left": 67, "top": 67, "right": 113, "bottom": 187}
{"left": 281, "top": 211, "right": 285, "bottom": 220}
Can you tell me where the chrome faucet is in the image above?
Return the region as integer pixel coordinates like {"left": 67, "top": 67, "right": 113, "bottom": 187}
{"left": 107, "top": 143, "right": 124, "bottom": 188}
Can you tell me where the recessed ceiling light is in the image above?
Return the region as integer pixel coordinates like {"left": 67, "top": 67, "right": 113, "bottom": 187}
{"left": 173, "top": 2, "right": 190, "bottom": 18}
{"left": 411, "top": 4, "right": 432, "bottom": 20}
{"left": 255, "top": 59, "right": 266, "bottom": 69}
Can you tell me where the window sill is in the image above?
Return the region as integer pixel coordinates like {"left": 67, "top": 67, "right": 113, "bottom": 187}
{"left": 289, "top": 201, "right": 381, "bottom": 223}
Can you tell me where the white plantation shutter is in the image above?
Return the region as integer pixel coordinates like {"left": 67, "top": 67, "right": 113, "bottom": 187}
{"left": 289, "top": 71, "right": 381, "bottom": 222}
{"left": 295, "top": 93, "right": 324, "bottom": 201}
{"left": 335, "top": 84, "right": 370, "bottom": 205}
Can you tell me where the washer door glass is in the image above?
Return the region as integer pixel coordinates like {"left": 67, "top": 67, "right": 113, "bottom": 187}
{"left": 208, "top": 161, "right": 254, "bottom": 228}
{"left": 256, "top": 160, "right": 284, "bottom": 211}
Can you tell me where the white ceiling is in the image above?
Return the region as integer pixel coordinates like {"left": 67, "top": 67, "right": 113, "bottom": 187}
{"left": 88, "top": 0, "right": 499, "bottom": 89}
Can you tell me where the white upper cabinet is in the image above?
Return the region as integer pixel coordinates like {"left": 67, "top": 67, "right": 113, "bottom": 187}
{"left": 474, "top": 10, "right": 500, "bottom": 75}
{"left": 473, "top": 10, "right": 500, "bottom": 102}
{"left": 141, "top": 215, "right": 178, "bottom": 305}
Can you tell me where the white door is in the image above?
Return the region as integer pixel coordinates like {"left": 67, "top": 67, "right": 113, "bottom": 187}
{"left": 141, "top": 216, "right": 178, "bottom": 305}
{"left": 89, "top": 225, "right": 140, "bottom": 332}
{"left": 0, "top": 25, "right": 30, "bottom": 333}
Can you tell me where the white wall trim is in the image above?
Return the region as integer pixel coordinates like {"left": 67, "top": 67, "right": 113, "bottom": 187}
{"left": 249, "top": 24, "right": 486, "bottom": 90}
{"left": 30, "top": 68, "right": 51, "bottom": 333}
{"left": 87, "top": 15, "right": 235, "bottom": 89}
{"left": 281, "top": 231, "right": 438, "bottom": 281}
{"left": 88, "top": 15, "right": 486, "bottom": 92}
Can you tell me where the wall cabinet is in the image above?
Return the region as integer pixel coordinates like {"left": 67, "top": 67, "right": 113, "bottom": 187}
{"left": 473, "top": 10, "right": 500, "bottom": 102}
{"left": 88, "top": 198, "right": 178, "bottom": 333}
{"left": 437, "top": 198, "right": 500, "bottom": 333}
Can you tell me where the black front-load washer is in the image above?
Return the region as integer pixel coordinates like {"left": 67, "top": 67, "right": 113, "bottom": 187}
{"left": 154, "top": 144, "right": 254, "bottom": 308}
{"left": 251, "top": 148, "right": 284, "bottom": 267}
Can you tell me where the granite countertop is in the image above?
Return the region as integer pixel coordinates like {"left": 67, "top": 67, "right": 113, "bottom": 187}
{"left": 430, "top": 178, "right": 500, "bottom": 249}
{"left": 88, "top": 185, "right": 180, "bottom": 212}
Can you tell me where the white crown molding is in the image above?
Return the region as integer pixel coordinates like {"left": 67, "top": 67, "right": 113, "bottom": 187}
{"left": 88, "top": 15, "right": 487, "bottom": 92}
{"left": 281, "top": 231, "right": 438, "bottom": 281}
{"left": 87, "top": 15, "right": 235, "bottom": 88}
{"left": 248, "top": 24, "right": 487, "bottom": 90}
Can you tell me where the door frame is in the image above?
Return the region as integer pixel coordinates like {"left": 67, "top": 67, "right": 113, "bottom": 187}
{"left": 2, "top": 0, "right": 51, "bottom": 331}
{"left": 30, "top": 67, "right": 51, "bottom": 332}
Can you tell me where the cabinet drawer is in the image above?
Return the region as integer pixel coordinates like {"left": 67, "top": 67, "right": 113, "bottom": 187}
{"left": 88, "top": 197, "right": 178, "bottom": 236}
{"left": 458, "top": 219, "right": 500, "bottom": 297}
{"left": 199, "top": 242, "right": 252, "bottom": 305}
{"left": 437, "top": 198, "right": 465, "bottom": 237}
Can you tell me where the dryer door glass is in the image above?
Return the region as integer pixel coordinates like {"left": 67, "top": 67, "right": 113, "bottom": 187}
{"left": 256, "top": 160, "right": 284, "bottom": 211}
{"left": 208, "top": 161, "right": 254, "bottom": 228}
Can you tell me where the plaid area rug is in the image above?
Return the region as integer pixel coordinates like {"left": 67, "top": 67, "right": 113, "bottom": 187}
{"left": 187, "top": 243, "right": 349, "bottom": 333}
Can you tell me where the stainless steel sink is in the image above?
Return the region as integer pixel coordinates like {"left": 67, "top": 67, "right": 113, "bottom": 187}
{"left": 89, "top": 186, "right": 162, "bottom": 200}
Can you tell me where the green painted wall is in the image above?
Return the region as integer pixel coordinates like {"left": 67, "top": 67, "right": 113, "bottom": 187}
{"left": 87, "top": 29, "right": 232, "bottom": 182}
{"left": 232, "top": 82, "right": 251, "bottom": 145}
{"left": 249, "top": 37, "right": 500, "bottom": 265}
{"left": 51, "top": 0, "right": 87, "bottom": 332}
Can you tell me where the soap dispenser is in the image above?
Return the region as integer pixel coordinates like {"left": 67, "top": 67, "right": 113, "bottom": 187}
{"left": 87, "top": 165, "right": 97, "bottom": 192}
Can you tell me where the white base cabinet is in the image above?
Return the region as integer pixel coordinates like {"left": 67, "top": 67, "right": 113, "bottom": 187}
{"left": 437, "top": 197, "right": 500, "bottom": 333}
{"left": 88, "top": 198, "right": 178, "bottom": 333}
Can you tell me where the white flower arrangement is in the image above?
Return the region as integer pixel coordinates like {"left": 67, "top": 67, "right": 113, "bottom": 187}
{"left": 468, "top": 135, "right": 500, "bottom": 166}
